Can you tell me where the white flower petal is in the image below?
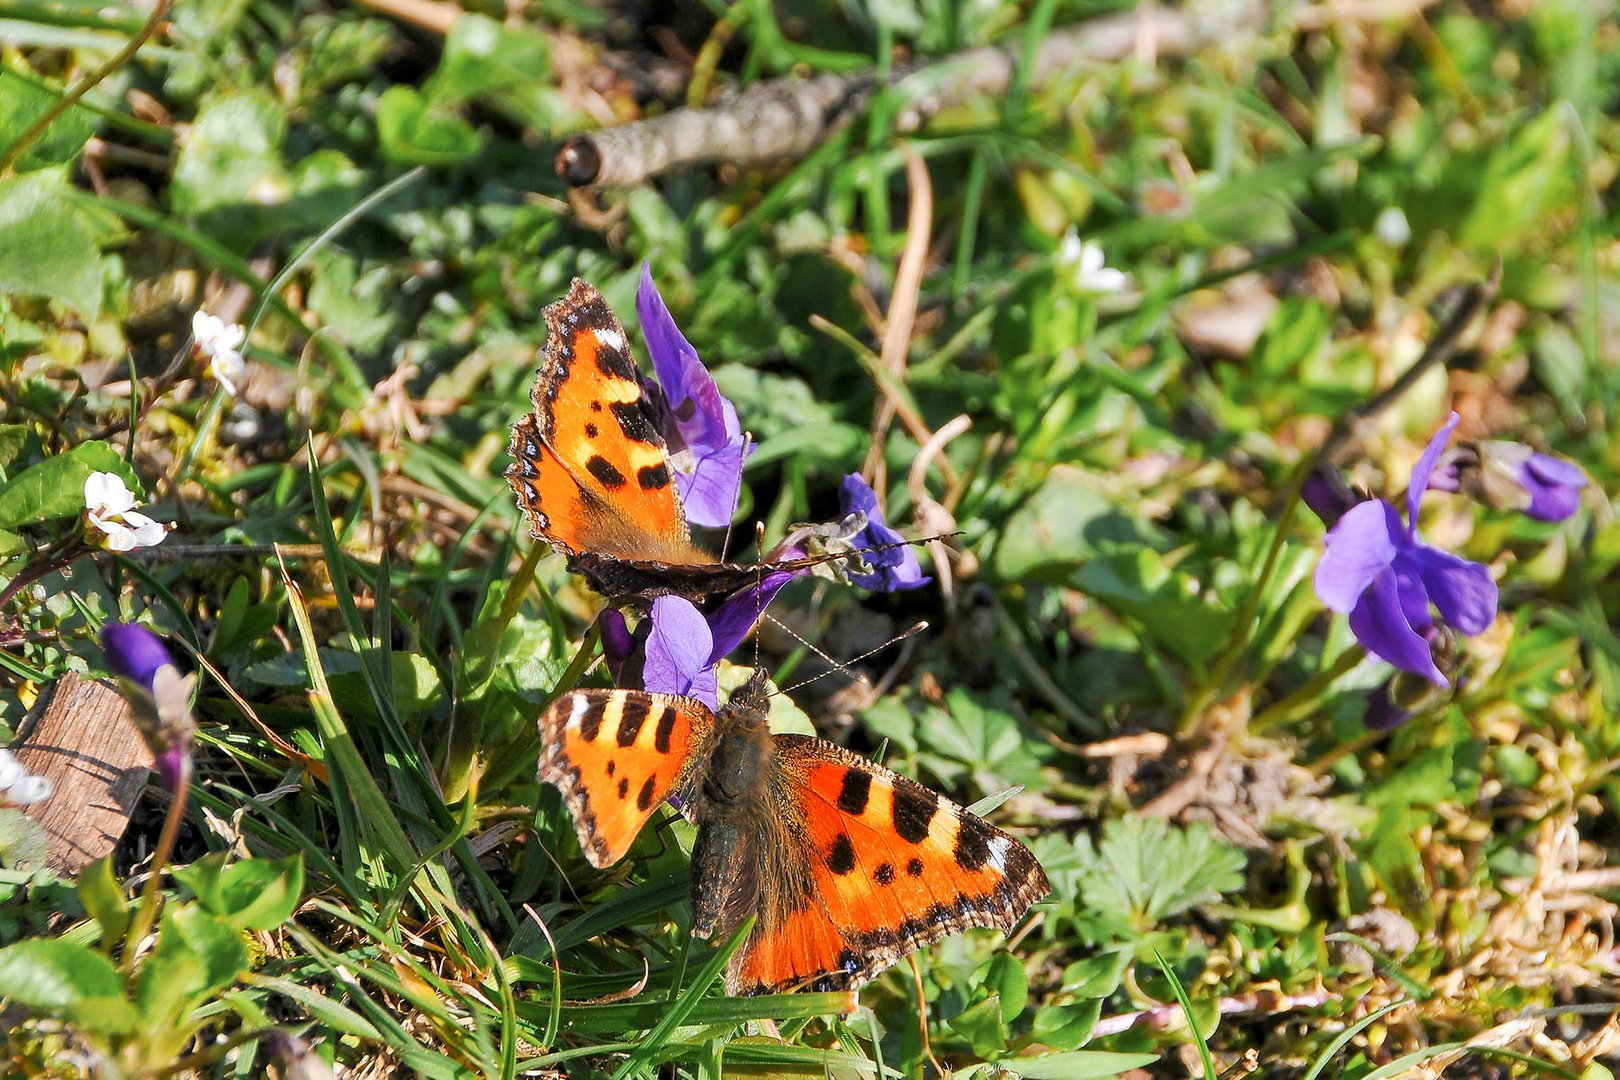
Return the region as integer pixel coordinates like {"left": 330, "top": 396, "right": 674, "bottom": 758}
{"left": 8, "top": 775, "right": 52, "bottom": 804}
{"left": 1060, "top": 229, "right": 1083, "bottom": 266}
{"left": 97, "top": 519, "right": 138, "bottom": 552}
{"left": 210, "top": 350, "right": 244, "bottom": 396}
{"left": 123, "top": 511, "right": 167, "bottom": 548}
{"left": 1080, "top": 241, "right": 1105, "bottom": 273}
{"left": 0, "top": 749, "right": 22, "bottom": 789}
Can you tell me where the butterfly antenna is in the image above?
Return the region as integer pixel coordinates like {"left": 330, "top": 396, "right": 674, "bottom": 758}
{"left": 772, "top": 618, "right": 929, "bottom": 696}
{"left": 752, "top": 519, "right": 766, "bottom": 674}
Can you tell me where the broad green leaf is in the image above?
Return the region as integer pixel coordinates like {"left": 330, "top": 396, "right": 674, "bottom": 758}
{"left": 134, "top": 904, "right": 248, "bottom": 1030}
{"left": 0, "top": 937, "right": 123, "bottom": 1010}
{"left": 0, "top": 808, "right": 48, "bottom": 869}
{"left": 173, "top": 853, "right": 304, "bottom": 931}
{"left": 1029, "top": 1000, "right": 1103, "bottom": 1051}
{"left": 1073, "top": 551, "right": 1235, "bottom": 667}
{"left": 947, "top": 994, "right": 1009, "bottom": 1056}
{"left": 376, "top": 87, "right": 480, "bottom": 167}
{"left": 996, "top": 468, "right": 1166, "bottom": 581}
{"left": 917, "top": 688, "right": 1051, "bottom": 793}
{"left": 171, "top": 90, "right": 290, "bottom": 242}
{"left": 0, "top": 71, "right": 97, "bottom": 172}
{"left": 78, "top": 855, "right": 130, "bottom": 944}
{"left": 425, "top": 15, "right": 550, "bottom": 105}
{"left": 0, "top": 424, "right": 31, "bottom": 472}
{"left": 0, "top": 171, "right": 102, "bottom": 317}
{"left": 0, "top": 441, "right": 141, "bottom": 529}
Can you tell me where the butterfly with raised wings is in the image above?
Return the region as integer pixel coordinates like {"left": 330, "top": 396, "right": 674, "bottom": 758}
{"left": 506, "top": 274, "right": 927, "bottom": 607}
{"left": 538, "top": 671, "right": 1050, "bottom": 996}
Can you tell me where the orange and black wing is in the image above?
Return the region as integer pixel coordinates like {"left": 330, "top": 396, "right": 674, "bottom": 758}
{"left": 728, "top": 737, "right": 1049, "bottom": 995}
{"left": 507, "top": 280, "right": 705, "bottom": 567}
{"left": 538, "top": 689, "right": 717, "bottom": 868}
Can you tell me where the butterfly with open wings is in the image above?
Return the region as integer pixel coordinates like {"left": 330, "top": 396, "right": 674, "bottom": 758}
{"left": 538, "top": 669, "right": 1050, "bottom": 996}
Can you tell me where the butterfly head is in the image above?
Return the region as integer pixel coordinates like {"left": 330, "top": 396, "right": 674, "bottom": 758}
{"left": 725, "top": 668, "right": 773, "bottom": 722}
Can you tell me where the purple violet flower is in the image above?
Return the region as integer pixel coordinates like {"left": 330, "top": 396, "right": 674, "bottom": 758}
{"left": 1429, "top": 440, "right": 1588, "bottom": 523}
{"left": 837, "top": 474, "right": 929, "bottom": 591}
{"left": 641, "top": 576, "right": 795, "bottom": 711}
{"left": 101, "top": 622, "right": 194, "bottom": 792}
{"left": 1313, "top": 413, "right": 1498, "bottom": 686}
{"left": 636, "top": 264, "right": 754, "bottom": 528}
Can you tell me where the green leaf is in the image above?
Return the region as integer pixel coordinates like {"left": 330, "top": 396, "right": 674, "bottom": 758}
{"left": 999, "top": 1051, "right": 1160, "bottom": 1079}
{"left": 983, "top": 953, "right": 1029, "bottom": 1021}
{"left": 78, "top": 855, "right": 130, "bottom": 944}
{"left": 170, "top": 90, "right": 290, "bottom": 245}
{"left": 996, "top": 468, "right": 1166, "bottom": 581}
{"left": 0, "top": 441, "right": 141, "bottom": 529}
{"left": 0, "top": 937, "right": 132, "bottom": 1030}
{"left": 0, "top": 71, "right": 97, "bottom": 172}
{"left": 917, "top": 688, "right": 1052, "bottom": 793}
{"left": 376, "top": 87, "right": 480, "bottom": 167}
{"left": 424, "top": 15, "right": 550, "bottom": 105}
{"left": 1029, "top": 1001, "right": 1103, "bottom": 1051}
{"left": 0, "top": 424, "right": 31, "bottom": 472}
{"left": 134, "top": 904, "right": 249, "bottom": 1030}
{"left": 172, "top": 853, "right": 304, "bottom": 931}
{"left": 1072, "top": 818, "right": 1246, "bottom": 940}
{"left": 1073, "top": 551, "right": 1236, "bottom": 667}
{"left": 947, "top": 994, "right": 1009, "bottom": 1056}
{"left": 0, "top": 807, "right": 48, "bottom": 870}
{"left": 0, "top": 171, "right": 102, "bottom": 317}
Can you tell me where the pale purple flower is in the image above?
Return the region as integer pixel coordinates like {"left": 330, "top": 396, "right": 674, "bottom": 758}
{"left": 101, "top": 622, "right": 194, "bottom": 792}
{"left": 1314, "top": 414, "right": 1498, "bottom": 686}
{"left": 1429, "top": 440, "right": 1587, "bottom": 523}
{"left": 636, "top": 265, "right": 753, "bottom": 528}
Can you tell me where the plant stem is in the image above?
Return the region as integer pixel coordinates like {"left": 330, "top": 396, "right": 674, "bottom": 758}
{"left": 1248, "top": 646, "right": 1366, "bottom": 734}
{"left": 120, "top": 752, "right": 191, "bottom": 979}
{"left": 0, "top": 0, "right": 173, "bottom": 175}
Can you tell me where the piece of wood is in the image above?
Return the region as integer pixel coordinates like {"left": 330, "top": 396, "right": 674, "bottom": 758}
{"left": 12, "top": 673, "right": 152, "bottom": 874}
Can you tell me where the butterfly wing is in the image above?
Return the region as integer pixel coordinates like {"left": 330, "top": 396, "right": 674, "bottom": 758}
{"left": 728, "top": 736, "right": 1050, "bottom": 995}
{"left": 508, "top": 280, "right": 704, "bottom": 567}
{"left": 539, "top": 689, "right": 717, "bottom": 868}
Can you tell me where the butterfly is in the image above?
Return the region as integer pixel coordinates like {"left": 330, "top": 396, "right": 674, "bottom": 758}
{"left": 506, "top": 280, "right": 923, "bottom": 607}
{"left": 538, "top": 670, "right": 1050, "bottom": 996}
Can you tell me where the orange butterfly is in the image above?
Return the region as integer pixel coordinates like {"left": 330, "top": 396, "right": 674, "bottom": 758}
{"left": 538, "top": 671, "right": 1050, "bottom": 996}
{"left": 506, "top": 277, "right": 928, "bottom": 607}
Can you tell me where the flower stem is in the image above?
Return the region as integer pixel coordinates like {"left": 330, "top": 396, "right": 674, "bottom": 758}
{"left": 120, "top": 753, "right": 191, "bottom": 979}
{"left": 0, "top": 541, "right": 89, "bottom": 616}
{"left": 0, "top": 0, "right": 173, "bottom": 175}
{"left": 1248, "top": 645, "right": 1366, "bottom": 734}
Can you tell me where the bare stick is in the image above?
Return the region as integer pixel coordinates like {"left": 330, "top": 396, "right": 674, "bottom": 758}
{"left": 557, "top": 4, "right": 1258, "bottom": 190}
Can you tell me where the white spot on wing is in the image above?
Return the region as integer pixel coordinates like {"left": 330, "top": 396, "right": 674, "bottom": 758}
{"left": 567, "top": 694, "right": 588, "bottom": 731}
{"left": 987, "top": 836, "right": 1011, "bottom": 873}
{"left": 594, "top": 327, "right": 627, "bottom": 352}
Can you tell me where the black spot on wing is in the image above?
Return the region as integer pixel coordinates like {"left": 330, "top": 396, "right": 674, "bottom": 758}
{"left": 587, "top": 455, "right": 627, "bottom": 488}
{"left": 637, "top": 464, "right": 671, "bottom": 491}
{"left": 637, "top": 777, "right": 656, "bottom": 811}
{"left": 606, "top": 759, "right": 615, "bottom": 776}
{"left": 610, "top": 400, "right": 658, "bottom": 444}
{"left": 906, "top": 857, "right": 924, "bottom": 877}
{"left": 617, "top": 777, "right": 629, "bottom": 799}
{"left": 617, "top": 699, "right": 649, "bottom": 746}
{"left": 654, "top": 706, "right": 677, "bottom": 753}
{"left": 585, "top": 422, "right": 599, "bottom": 438}
{"left": 836, "top": 770, "right": 871, "bottom": 815}
{"left": 827, "top": 834, "right": 856, "bottom": 875}
{"left": 874, "top": 862, "right": 895, "bottom": 885}
{"left": 892, "top": 784, "right": 938, "bottom": 844}
{"left": 954, "top": 821, "right": 991, "bottom": 871}
{"left": 578, "top": 702, "right": 602, "bottom": 742}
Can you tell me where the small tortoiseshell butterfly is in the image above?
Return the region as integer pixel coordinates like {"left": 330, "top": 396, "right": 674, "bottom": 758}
{"left": 538, "top": 670, "right": 1050, "bottom": 996}
{"left": 507, "top": 280, "right": 867, "bottom": 607}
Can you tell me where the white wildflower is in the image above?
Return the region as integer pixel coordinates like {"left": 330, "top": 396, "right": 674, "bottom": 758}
{"left": 84, "top": 471, "right": 166, "bottom": 552}
{"left": 192, "top": 310, "right": 247, "bottom": 396}
{"left": 0, "top": 748, "right": 52, "bottom": 807}
{"left": 1375, "top": 207, "right": 1412, "bottom": 247}
{"left": 1059, "top": 230, "right": 1129, "bottom": 295}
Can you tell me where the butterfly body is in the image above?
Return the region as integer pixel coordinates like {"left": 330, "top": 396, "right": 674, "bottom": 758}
{"left": 539, "top": 673, "right": 1050, "bottom": 996}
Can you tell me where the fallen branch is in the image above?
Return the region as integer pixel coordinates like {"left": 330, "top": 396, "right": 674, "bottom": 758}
{"left": 557, "top": 3, "right": 1264, "bottom": 190}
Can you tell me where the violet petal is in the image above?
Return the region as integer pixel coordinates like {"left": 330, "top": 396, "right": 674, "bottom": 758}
{"left": 705, "top": 569, "right": 798, "bottom": 663}
{"left": 1406, "top": 544, "right": 1497, "bottom": 636}
{"left": 101, "top": 622, "right": 175, "bottom": 692}
{"left": 1347, "top": 570, "right": 1447, "bottom": 685}
{"left": 1407, "top": 412, "right": 1461, "bottom": 529}
{"left": 642, "top": 595, "right": 718, "bottom": 710}
{"left": 838, "top": 474, "right": 929, "bottom": 591}
{"left": 1522, "top": 453, "right": 1586, "bottom": 522}
{"left": 1314, "top": 500, "right": 1401, "bottom": 614}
